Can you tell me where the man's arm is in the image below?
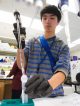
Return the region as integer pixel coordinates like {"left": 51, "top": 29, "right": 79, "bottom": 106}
{"left": 48, "top": 44, "right": 70, "bottom": 89}
{"left": 16, "top": 49, "right": 27, "bottom": 70}
{"left": 25, "top": 71, "right": 66, "bottom": 97}
{"left": 48, "top": 71, "right": 65, "bottom": 89}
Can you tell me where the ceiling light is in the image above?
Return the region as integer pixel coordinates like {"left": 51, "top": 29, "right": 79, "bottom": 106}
{"left": 46, "top": 0, "right": 58, "bottom": 6}
{"left": 26, "top": 0, "right": 33, "bottom": 4}
{"left": 69, "top": 38, "right": 80, "bottom": 48}
{"left": 35, "top": 0, "right": 43, "bottom": 8}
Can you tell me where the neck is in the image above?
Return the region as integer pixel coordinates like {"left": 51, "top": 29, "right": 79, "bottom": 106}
{"left": 44, "top": 31, "right": 55, "bottom": 39}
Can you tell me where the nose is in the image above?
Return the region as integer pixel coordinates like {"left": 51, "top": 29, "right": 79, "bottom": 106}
{"left": 46, "top": 18, "right": 50, "bottom": 23}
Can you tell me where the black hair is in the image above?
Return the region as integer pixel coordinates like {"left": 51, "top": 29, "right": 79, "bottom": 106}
{"left": 40, "top": 5, "right": 61, "bottom": 22}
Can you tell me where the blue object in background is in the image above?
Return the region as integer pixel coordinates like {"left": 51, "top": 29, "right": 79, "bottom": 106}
{"left": 0, "top": 59, "right": 4, "bottom": 62}
{"left": 73, "top": 56, "right": 78, "bottom": 61}
{"left": 58, "top": 0, "right": 68, "bottom": 10}
{"left": 60, "top": 0, "right": 68, "bottom": 6}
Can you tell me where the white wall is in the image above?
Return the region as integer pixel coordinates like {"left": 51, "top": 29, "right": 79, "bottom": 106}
{"left": 71, "top": 50, "right": 80, "bottom": 58}
{"left": 69, "top": 0, "right": 79, "bottom": 14}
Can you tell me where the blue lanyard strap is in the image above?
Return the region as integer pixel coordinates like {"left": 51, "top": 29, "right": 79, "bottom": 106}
{"left": 39, "top": 35, "right": 56, "bottom": 73}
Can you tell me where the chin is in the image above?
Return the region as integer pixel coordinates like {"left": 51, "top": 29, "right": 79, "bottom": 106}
{"left": 46, "top": 30, "right": 52, "bottom": 32}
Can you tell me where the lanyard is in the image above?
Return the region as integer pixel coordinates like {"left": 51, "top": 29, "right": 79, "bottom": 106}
{"left": 38, "top": 35, "right": 56, "bottom": 73}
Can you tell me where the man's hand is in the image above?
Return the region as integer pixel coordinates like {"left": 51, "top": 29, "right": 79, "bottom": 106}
{"left": 13, "top": 23, "right": 26, "bottom": 49}
{"left": 25, "top": 75, "right": 53, "bottom": 98}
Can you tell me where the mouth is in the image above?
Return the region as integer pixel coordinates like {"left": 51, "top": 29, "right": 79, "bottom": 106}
{"left": 45, "top": 24, "right": 51, "bottom": 27}
{"left": 46, "top": 25, "right": 51, "bottom": 29}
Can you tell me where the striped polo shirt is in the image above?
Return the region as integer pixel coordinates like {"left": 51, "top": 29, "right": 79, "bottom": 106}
{"left": 24, "top": 36, "right": 70, "bottom": 97}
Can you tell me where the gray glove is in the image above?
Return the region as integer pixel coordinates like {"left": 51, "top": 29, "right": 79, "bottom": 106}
{"left": 25, "top": 75, "right": 53, "bottom": 98}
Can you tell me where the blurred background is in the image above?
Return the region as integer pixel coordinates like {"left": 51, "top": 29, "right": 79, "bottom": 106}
{"left": 0, "top": 0, "right": 80, "bottom": 100}
{"left": 0, "top": 0, "right": 80, "bottom": 75}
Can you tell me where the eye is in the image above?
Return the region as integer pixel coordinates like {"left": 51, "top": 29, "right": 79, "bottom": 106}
{"left": 43, "top": 17, "right": 47, "bottom": 20}
{"left": 50, "top": 18, "right": 54, "bottom": 19}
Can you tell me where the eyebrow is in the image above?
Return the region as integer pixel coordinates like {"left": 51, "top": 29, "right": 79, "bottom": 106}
{"left": 42, "top": 14, "right": 55, "bottom": 17}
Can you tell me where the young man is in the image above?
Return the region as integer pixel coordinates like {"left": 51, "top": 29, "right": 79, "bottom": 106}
{"left": 16, "top": 5, "right": 70, "bottom": 98}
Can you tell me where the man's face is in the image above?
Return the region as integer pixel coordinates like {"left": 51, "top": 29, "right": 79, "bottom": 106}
{"left": 41, "top": 13, "right": 59, "bottom": 33}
